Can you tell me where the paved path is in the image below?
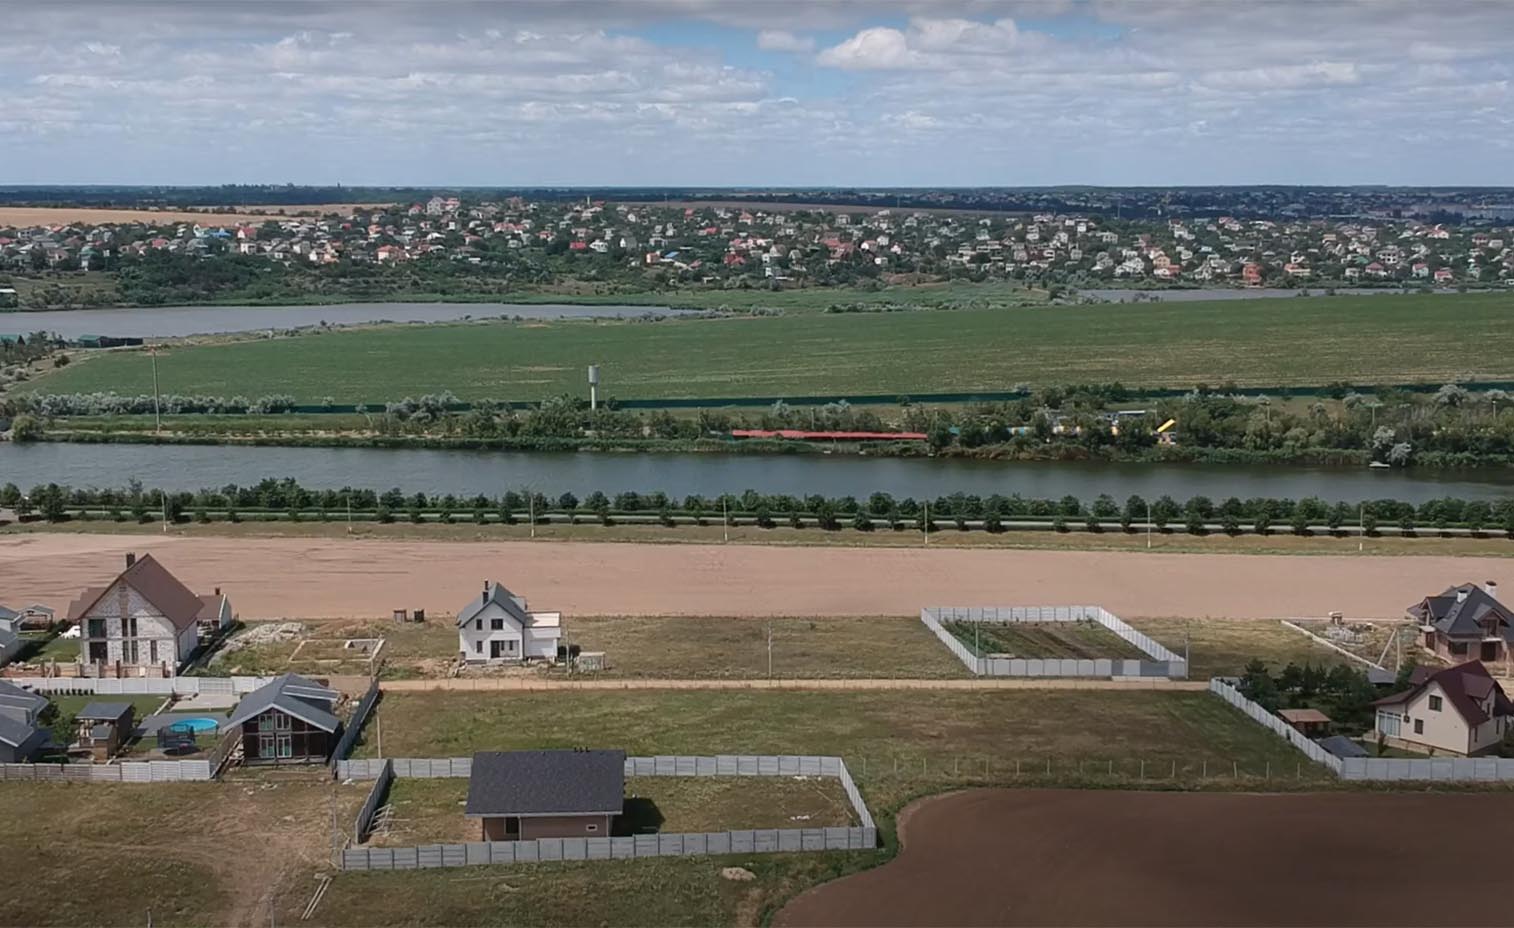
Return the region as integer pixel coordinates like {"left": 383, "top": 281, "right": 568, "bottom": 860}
{"left": 374, "top": 676, "right": 1209, "bottom": 692}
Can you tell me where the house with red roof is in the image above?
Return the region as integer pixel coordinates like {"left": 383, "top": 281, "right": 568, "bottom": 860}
{"left": 1373, "top": 661, "right": 1514, "bottom": 756}
{"left": 67, "top": 553, "right": 231, "bottom": 676}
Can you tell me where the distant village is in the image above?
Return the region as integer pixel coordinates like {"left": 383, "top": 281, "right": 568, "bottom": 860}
{"left": 3, "top": 195, "right": 1514, "bottom": 308}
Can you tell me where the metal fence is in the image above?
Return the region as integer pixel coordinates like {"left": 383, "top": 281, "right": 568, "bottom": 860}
{"left": 329, "top": 679, "right": 380, "bottom": 771}
{"left": 352, "top": 758, "right": 394, "bottom": 843}
{"left": 337, "top": 754, "right": 877, "bottom": 872}
{"left": 5, "top": 675, "right": 272, "bottom": 696}
{"left": 920, "top": 606, "right": 1188, "bottom": 679}
{"left": 0, "top": 759, "right": 214, "bottom": 782}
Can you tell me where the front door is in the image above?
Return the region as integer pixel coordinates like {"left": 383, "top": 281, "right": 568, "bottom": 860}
{"left": 490, "top": 640, "right": 503, "bottom": 659}
{"left": 1482, "top": 641, "right": 1499, "bottom": 661}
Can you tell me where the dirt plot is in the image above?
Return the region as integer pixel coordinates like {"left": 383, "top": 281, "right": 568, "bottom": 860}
{"left": 1127, "top": 617, "right": 1358, "bottom": 677}
{"left": 944, "top": 620, "right": 1149, "bottom": 660}
{"left": 778, "top": 788, "right": 1514, "bottom": 927}
{"left": 212, "top": 619, "right": 453, "bottom": 677}
{"left": 0, "top": 778, "right": 370, "bottom": 927}
{"left": 4, "top": 533, "right": 1508, "bottom": 622}
{"left": 370, "top": 776, "right": 855, "bottom": 846}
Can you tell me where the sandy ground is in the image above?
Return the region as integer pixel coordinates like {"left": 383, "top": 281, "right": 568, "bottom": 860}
{"left": 0, "top": 203, "right": 386, "bottom": 226}
{"left": 776, "top": 788, "right": 1514, "bottom": 927}
{"left": 1, "top": 533, "right": 1507, "bottom": 621}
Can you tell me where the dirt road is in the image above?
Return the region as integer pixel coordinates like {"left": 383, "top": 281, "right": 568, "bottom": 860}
{"left": 2, "top": 533, "right": 1507, "bottom": 620}
{"left": 776, "top": 788, "right": 1514, "bottom": 927}
{"left": 373, "top": 677, "right": 1207, "bottom": 692}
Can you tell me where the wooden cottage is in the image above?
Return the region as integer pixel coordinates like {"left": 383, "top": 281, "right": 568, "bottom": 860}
{"left": 224, "top": 673, "right": 342, "bottom": 765}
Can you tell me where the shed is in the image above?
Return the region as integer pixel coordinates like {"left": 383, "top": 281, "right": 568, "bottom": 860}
{"left": 73, "top": 701, "right": 135, "bottom": 761}
{"left": 1278, "top": 707, "right": 1332, "bottom": 736}
{"left": 465, "top": 749, "right": 625, "bottom": 841}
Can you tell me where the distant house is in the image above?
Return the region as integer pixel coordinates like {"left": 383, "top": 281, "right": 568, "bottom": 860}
{"left": 224, "top": 672, "right": 342, "bottom": 765}
{"left": 464, "top": 749, "right": 625, "bottom": 840}
{"left": 195, "top": 590, "right": 234, "bottom": 640}
{"left": 72, "top": 702, "right": 136, "bottom": 761}
{"left": 0, "top": 680, "right": 50, "bottom": 763}
{"left": 1373, "top": 661, "right": 1514, "bottom": 756}
{"left": 456, "top": 582, "right": 561, "bottom": 664}
{"left": 67, "top": 553, "right": 230, "bottom": 675}
{"left": 0, "top": 606, "right": 22, "bottom": 666}
{"left": 1409, "top": 581, "right": 1511, "bottom": 662}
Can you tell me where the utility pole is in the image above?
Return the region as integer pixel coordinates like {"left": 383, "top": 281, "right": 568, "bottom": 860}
{"left": 1146, "top": 501, "right": 1153, "bottom": 550}
{"left": 149, "top": 344, "right": 162, "bottom": 434}
{"left": 528, "top": 492, "right": 535, "bottom": 539}
{"left": 1358, "top": 504, "right": 1364, "bottom": 552}
{"left": 346, "top": 495, "right": 353, "bottom": 535}
{"left": 767, "top": 622, "right": 773, "bottom": 679}
{"left": 722, "top": 497, "right": 729, "bottom": 543}
{"left": 161, "top": 492, "right": 168, "bottom": 533}
{"left": 923, "top": 500, "right": 929, "bottom": 546}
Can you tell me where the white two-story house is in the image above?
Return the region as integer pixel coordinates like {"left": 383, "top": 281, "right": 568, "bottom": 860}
{"left": 1373, "top": 661, "right": 1514, "bottom": 756}
{"left": 67, "top": 553, "right": 231, "bottom": 676}
{"left": 456, "top": 581, "right": 561, "bottom": 664}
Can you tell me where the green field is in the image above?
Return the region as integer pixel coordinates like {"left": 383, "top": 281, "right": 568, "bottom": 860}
{"left": 28, "top": 292, "right": 1514, "bottom": 403}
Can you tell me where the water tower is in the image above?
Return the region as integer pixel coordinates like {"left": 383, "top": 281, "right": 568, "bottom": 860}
{"left": 588, "top": 364, "right": 600, "bottom": 410}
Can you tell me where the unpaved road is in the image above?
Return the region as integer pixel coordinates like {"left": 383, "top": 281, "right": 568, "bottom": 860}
{"left": 2, "top": 533, "right": 1506, "bottom": 620}
{"left": 374, "top": 677, "right": 1207, "bottom": 692}
{"left": 776, "top": 788, "right": 1514, "bottom": 927}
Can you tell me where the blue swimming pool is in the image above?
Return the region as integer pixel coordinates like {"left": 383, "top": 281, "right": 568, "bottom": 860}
{"left": 169, "top": 717, "right": 220, "bottom": 733}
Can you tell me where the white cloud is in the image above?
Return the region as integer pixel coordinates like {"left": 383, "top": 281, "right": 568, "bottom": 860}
{"left": 756, "top": 30, "right": 814, "bottom": 53}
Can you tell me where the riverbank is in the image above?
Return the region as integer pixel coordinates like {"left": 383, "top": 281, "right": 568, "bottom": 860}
{"left": 4, "top": 532, "right": 1510, "bottom": 619}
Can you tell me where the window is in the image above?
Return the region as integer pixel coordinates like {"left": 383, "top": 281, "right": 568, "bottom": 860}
{"left": 507, "top": 640, "right": 516, "bottom": 652}
{"left": 491, "top": 618, "right": 504, "bottom": 630}
{"left": 474, "top": 641, "right": 482, "bottom": 654}
{"left": 475, "top": 619, "right": 483, "bottom": 631}
{"left": 272, "top": 713, "right": 292, "bottom": 731}
{"left": 276, "top": 733, "right": 293, "bottom": 758}
{"left": 1377, "top": 711, "right": 1401, "bottom": 737}
{"left": 1414, "top": 719, "right": 1424, "bottom": 735}
{"left": 258, "top": 733, "right": 275, "bottom": 757}
{"left": 1428, "top": 695, "right": 1443, "bottom": 712}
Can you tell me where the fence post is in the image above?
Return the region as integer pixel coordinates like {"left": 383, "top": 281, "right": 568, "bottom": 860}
{"left": 1107, "top": 760, "right": 1112, "bottom": 776}
{"left": 1045, "top": 757, "right": 1051, "bottom": 775}
{"left": 1233, "top": 761, "right": 1238, "bottom": 778}
{"left": 1171, "top": 760, "right": 1175, "bottom": 778}
{"left": 1202, "top": 760, "right": 1207, "bottom": 778}
{"left": 1266, "top": 761, "right": 1270, "bottom": 780}
{"left": 1140, "top": 760, "right": 1145, "bottom": 780}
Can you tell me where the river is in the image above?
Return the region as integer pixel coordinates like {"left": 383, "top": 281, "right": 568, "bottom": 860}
{"left": 0, "top": 301, "right": 677, "bottom": 339}
{"left": 1, "top": 442, "right": 1509, "bottom": 503}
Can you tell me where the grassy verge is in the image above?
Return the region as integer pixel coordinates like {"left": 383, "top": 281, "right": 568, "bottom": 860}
{"left": 1127, "top": 618, "right": 1359, "bottom": 678}
{"left": 26, "top": 292, "right": 1514, "bottom": 402}
{"left": 9, "top": 517, "right": 1513, "bottom": 557}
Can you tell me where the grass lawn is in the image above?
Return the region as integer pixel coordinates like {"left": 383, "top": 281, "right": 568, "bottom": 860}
{"left": 1127, "top": 618, "right": 1360, "bottom": 678}
{"left": 566, "top": 615, "right": 969, "bottom": 679}
{"left": 13, "top": 630, "right": 81, "bottom": 663}
{"left": 358, "top": 690, "right": 1330, "bottom": 804}
{"left": 29, "top": 292, "right": 1514, "bottom": 403}
{"left": 943, "top": 619, "right": 1150, "bottom": 660}
{"left": 371, "top": 776, "right": 855, "bottom": 847}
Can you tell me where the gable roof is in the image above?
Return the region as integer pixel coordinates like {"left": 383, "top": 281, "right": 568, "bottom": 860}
{"left": 66, "top": 554, "right": 207, "bottom": 633}
{"left": 0, "top": 713, "right": 41, "bottom": 749}
{"left": 1374, "top": 661, "right": 1514, "bottom": 728}
{"left": 0, "top": 680, "right": 48, "bottom": 721}
{"left": 465, "top": 749, "right": 625, "bottom": 817}
{"left": 456, "top": 582, "right": 530, "bottom": 629}
{"left": 224, "top": 672, "right": 341, "bottom": 732}
{"left": 1409, "top": 584, "right": 1514, "bottom": 641}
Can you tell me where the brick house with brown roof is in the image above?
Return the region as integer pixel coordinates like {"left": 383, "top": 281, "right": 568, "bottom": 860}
{"left": 67, "top": 553, "right": 229, "bottom": 676}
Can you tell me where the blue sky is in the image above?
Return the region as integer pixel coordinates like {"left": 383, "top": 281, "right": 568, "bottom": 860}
{"left": 2, "top": 1, "right": 1512, "bottom": 187}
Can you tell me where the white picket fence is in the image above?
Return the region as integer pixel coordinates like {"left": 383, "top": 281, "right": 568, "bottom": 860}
{"left": 920, "top": 605, "right": 1187, "bottom": 679}
{"left": 0, "top": 759, "right": 214, "bottom": 782}
{"left": 5, "top": 675, "right": 272, "bottom": 696}
{"left": 338, "top": 753, "right": 877, "bottom": 872}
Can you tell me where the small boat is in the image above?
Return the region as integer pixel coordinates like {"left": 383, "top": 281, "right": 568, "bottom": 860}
{"left": 1368, "top": 461, "right": 1391, "bottom": 469}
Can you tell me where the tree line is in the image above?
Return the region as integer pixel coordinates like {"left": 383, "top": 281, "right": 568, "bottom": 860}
{"left": 4, "top": 478, "right": 1512, "bottom": 537}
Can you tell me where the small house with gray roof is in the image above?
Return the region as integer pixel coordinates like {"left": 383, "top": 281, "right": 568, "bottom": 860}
{"left": 72, "top": 702, "right": 136, "bottom": 761}
{"left": 225, "top": 672, "right": 342, "bottom": 765}
{"left": 0, "top": 680, "right": 51, "bottom": 763}
{"left": 1409, "top": 580, "right": 1511, "bottom": 663}
{"left": 465, "top": 749, "right": 625, "bottom": 840}
{"left": 456, "top": 581, "right": 561, "bottom": 664}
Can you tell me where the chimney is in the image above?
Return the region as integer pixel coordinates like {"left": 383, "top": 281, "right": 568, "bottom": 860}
{"left": 125, "top": 552, "right": 136, "bottom": 568}
{"left": 1457, "top": 586, "right": 1470, "bottom": 603}
{"left": 1489, "top": 581, "right": 1500, "bottom": 602}
{"left": 482, "top": 580, "right": 490, "bottom": 599}
{"left": 214, "top": 586, "right": 221, "bottom": 597}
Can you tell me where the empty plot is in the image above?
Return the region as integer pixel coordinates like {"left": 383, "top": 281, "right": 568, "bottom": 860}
{"left": 943, "top": 620, "right": 1151, "bottom": 660}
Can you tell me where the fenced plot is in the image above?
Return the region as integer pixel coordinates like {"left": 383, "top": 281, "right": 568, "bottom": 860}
{"left": 921, "top": 606, "right": 1187, "bottom": 678}
{"left": 945, "top": 620, "right": 1151, "bottom": 661}
{"left": 339, "top": 754, "right": 876, "bottom": 872}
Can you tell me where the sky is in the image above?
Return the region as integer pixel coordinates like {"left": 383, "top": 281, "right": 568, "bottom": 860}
{"left": 2, "top": 0, "right": 1512, "bottom": 187}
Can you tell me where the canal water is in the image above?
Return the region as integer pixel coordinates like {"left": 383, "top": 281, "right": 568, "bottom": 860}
{"left": 1, "top": 442, "right": 1509, "bottom": 504}
{"left": 0, "top": 302, "right": 677, "bottom": 339}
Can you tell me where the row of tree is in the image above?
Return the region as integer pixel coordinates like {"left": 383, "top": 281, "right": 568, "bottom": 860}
{"left": 4, "top": 479, "right": 1513, "bottom": 536}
